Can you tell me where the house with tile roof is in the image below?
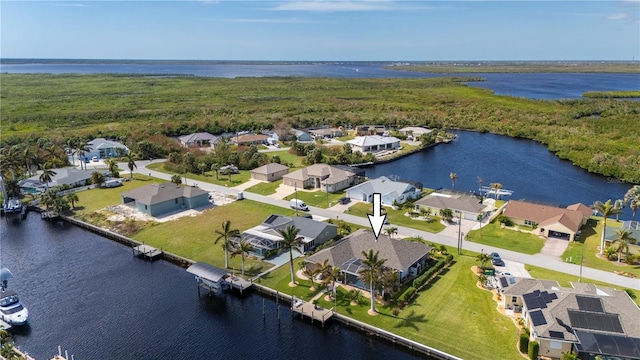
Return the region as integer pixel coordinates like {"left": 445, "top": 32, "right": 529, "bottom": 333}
{"left": 250, "top": 163, "right": 290, "bottom": 182}
{"left": 305, "top": 229, "right": 432, "bottom": 288}
{"left": 178, "top": 132, "right": 220, "bottom": 148}
{"left": 346, "top": 176, "right": 420, "bottom": 205}
{"left": 309, "top": 127, "right": 344, "bottom": 139}
{"left": 414, "top": 191, "right": 491, "bottom": 221}
{"left": 498, "top": 278, "right": 640, "bottom": 360}
{"left": 346, "top": 135, "right": 401, "bottom": 153}
{"left": 121, "top": 183, "right": 210, "bottom": 217}
{"left": 282, "top": 164, "right": 365, "bottom": 192}
{"left": 19, "top": 168, "right": 109, "bottom": 192}
{"left": 502, "top": 200, "right": 590, "bottom": 241}
{"left": 233, "top": 214, "right": 338, "bottom": 257}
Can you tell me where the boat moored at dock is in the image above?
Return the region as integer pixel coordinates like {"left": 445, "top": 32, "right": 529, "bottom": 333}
{"left": 0, "top": 290, "right": 29, "bottom": 326}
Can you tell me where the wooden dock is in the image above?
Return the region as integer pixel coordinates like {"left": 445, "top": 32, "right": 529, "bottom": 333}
{"left": 133, "top": 244, "right": 163, "bottom": 260}
{"left": 291, "top": 297, "right": 334, "bottom": 327}
{"left": 224, "top": 275, "right": 253, "bottom": 294}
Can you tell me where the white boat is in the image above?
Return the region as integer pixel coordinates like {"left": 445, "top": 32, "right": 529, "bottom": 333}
{"left": 0, "top": 290, "right": 29, "bottom": 326}
{"left": 3, "top": 199, "right": 23, "bottom": 214}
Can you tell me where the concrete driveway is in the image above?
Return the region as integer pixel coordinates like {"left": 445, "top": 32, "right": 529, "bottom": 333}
{"left": 540, "top": 238, "right": 570, "bottom": 258}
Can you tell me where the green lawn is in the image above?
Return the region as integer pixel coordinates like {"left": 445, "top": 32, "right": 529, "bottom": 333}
{"left": 255, "top": 257, "right": 324, "bottom": 300}
{"left": 284, "top": 190, "right": 346, "bottom": 209}
{"left": 525, "top": 264, "right": 640, "bottom": 305}
{"left": 72, "top": 176, "right": 163, "bottom": 215}
{"left": 264, "top": 150, "right": 305, "bottom": 168}
{"left": 245, "top": 180, "right": 282, "bottom": 196}
{"left": 146, "top": 162, "right": 252, "bottom": 187}
{"left": 347, "top": 202, "right": 446, "bottom": 233}
{"left": 131, "top": 200, "right": 295, "bottom": 277}
{"left": 561, "top": 217, "right": 640, "bottom": 278}
{"left": 466, "top": 222, "right": 546, "bottom": 255}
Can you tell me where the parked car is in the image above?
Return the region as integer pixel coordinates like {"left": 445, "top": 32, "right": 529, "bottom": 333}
{"left": 491, "top": 252, "right": 505, "bottom": 266}
{"left": 219, "top": 165, "right": 239, "bottom": 175}
{"left": 338, "top": 197, "right": 351, "bottom": 205}
{"left": 297, "top": 214, "right": 313, "bottom": 219}
{"left": 290, "top": 199, "right": 309, "bottom": 211}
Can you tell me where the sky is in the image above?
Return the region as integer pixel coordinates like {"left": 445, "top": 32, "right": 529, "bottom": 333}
{"left": 1, "top": 0, "right": 639, "bottom": 61}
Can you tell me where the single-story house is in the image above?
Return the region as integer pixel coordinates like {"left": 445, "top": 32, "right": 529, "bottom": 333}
{"left": 233, "top": 214, "right": 338, "bottom": 257}
{"left": 305, "top": 229, "right": 432, "bottom": 288}
{"left": 498, "top": 277, "right": 562, "bottom": 315}
{"left": 293, "top": 130, "right": 313, "bottom": 142}
{"left": 250, "top": 163, "right": 290, "bottom": 182}
{"left": 346, "top": 136, "right": 401, "bottom": 153}
{"left": 235, "top": 134, "right": 269, "bottom": 146}
{"left": 350, "top": 125, "right": 386, "bottom": 136}
{"left": 397, "top": 126, "right": 433, "bottom": 138}
{"left": 309, "top": 128, "right": 344, "bottom": 139}
{"left": 346, "top": 176, "right": 420, "bottom": 205}
{"left": 271, "top": 129, "right": 314, "bottom": 143}
{"left": 179, "top": 132, "right": 220, "bottom": 148}
{"left": 18, "top": 168, "right": 108, "bottom": 192}
{"left": 501, "top": 279, "right": 640, "bottom": 360}
{"left": 121, "top": 182, "right": 210, "bottom": 217}
{"left": 414, "top": 191, "right": 490, "bottom": 221}
{"left": 282, "top": 164, "right": 365, "bottom": 192}
{"left": 502, "top": 200, "right": 590, "bottom": 241}
{"left": 84, "top": 138, "right": 129, "bottom": 160}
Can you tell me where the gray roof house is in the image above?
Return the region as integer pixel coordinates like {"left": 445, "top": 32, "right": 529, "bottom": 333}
{"left": 233, "top": 214, "right": 338, "bottom": 258}
{"left": 121, "top": 183, "right": 210, "bottom": 217}
{"left": 250, "top": 163, "right": 290, "bottom": 182}
{"left": 346, "top": 176, "right": 421, "bottom": 205}
{"left": 85, "top": 138, "right": 129, "bottom": 160}
{"left": 502, "top": 280, "right": 640, "bottom": 360}
{"left": 18, "top": 168, "right": 108, "bottom": 192}
{"left": 305, "top": 229, "right": 432, "bottom": 288}
{"left": 346, "top": 136, "right": 400, "bottom": 153}
{"left": 179, "top": 132, "right": 220, "bottom": 148}
{"left": 414, "top": 192, "right": 490, "bottom": 221}
{"left": 397, "top": 126, "right": 433, "bottom": 138}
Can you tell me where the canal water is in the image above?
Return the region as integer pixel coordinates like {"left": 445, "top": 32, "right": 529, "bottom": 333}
{"left": 1, "top": 215, "right": 422, "bottom": 359}
{"left": 366, "top": 131, "right": 634, "bottom": 217}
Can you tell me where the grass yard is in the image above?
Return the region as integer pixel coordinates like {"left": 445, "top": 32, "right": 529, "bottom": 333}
{"left": 147, "top": 162, "right": 252, "bottom": 187}
{"left": 284, "top": 190, "right": 346, "bottom": 209}
{"left": 347, "top": 202, "right": 446, "bottom": 233}
{"left": 466, "top": 222, "right": 546, "bottom": 255}
{"left": 255, "top": 257, "right": 324, "bottom": 300}
{"left": 130, "top": 200, "right": 295, "bottom": 277}
{"left": 71, "top": 176, "right": 163, "bottom": 215}
{"left": 525, "top": 264, "right": 640, "bottom": 305}
{"left": 265, "top": 150, "right": 305, "bottom": 168}
{"left": 561, "top": 217, "right": 640, "bottom": 278}
{"left": 245, "top": 180, "right": 282, "bottom": 196}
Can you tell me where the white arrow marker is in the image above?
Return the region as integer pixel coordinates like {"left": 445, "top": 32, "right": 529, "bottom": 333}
{"left": 367, "top": 193, "right": 386, "bottom": 240}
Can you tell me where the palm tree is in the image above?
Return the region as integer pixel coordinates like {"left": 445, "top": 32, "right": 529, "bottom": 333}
{"left": 476, "top": 252, "right": 492, "bottom": 270}
{"left": 624, "top": 185, "right": 640, "bottom": 221}
{"left": 124, "top": 152, "right": 137, "bottom": 179}
{"left": 231, "top": 239, "right": 254, "bottom": 275}
{"left": 384, "top": 226, "right": 398, "bottom": 239}
{"left": 91, "top": 171, "right": 106, "bottom": 187}
{"left": 611, "top": 229, "right": 637, "bottom": 262}
{"left": 592, "top": 200, "right": 623, "bottom": 255}
{"left": 76, "top": 139, "right": 91, "bottom": 171}
{"left": 39, "top": 164, "right": 57, "bottom": 190}
{"left": 358, "top": 249, "right": 387, "bottom": 314}
{"left": 66, "top": 192, "right": 79, "bottom": 209}
{"left": 321, "top": 265, "right": 342, "bottom": 299}
{"left": 215, "top": 220, "right": 240, "bottom": 269}
{"left": 379, "top": 268, "right": 400, "bottom": 299}
{"left": 489, "top": 182, "right": 503, "bottom": 199}
{"left": 106, "top": 158, "right": 119, "bottom": 177}
{"left": 449, "top": 172, "right": 458, "bottom": 190}
{"left": 170, "top": 174, "right": 182, "bottom": 185}
{"left": 300, "top": 260, "right": 320, "bottom": 291}
{"left": 40, "top": 190, "right": 58, "bottom": 215}
{"left": 277, "top": 225, "right": 304, "bottom": 286}
{"left": 211, "top": 163, "right": 220, "bottom": 180}
{"left": 614, "top": 199, "right": 626, "bottom": 221}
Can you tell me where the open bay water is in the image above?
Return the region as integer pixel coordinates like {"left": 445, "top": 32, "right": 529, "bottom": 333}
{"left": 1, "top": 60, "right": 638, "bottom": 100}
{"left": 1, "top": 215, "right": 422, "bottom": 359}
{"left": 367, "top": 131, "right": 634, "bottom": 216}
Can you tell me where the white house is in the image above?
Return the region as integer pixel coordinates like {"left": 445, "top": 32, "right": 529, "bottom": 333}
{"left": 346, "top": 176, "right": 420, "bottom": 205}
{"left": 346, "top": 136, "right": 400, "bottom": 153}
{"left": 397, "top": 126, "right": 433, "bottom": 138}
{"left": 84, "top": 138, "right": 129, "bottom": 161}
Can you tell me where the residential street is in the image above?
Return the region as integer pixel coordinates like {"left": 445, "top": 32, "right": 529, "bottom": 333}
{"left": 128, "top": 159, "right": 640, "bottom": 290}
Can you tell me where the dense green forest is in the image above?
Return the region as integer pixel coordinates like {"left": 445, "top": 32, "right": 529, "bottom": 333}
{"left": 1, "top": 74, "right": 639, "bottom": 183}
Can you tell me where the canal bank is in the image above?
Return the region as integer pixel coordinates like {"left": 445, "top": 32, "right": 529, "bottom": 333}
{"left": 51, "top": 213, "right": 460, "bottom": 360}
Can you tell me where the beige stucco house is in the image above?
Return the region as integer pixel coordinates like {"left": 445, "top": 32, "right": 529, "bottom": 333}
{"left": 282, "top": 164, "right": 365, "bottom": 192}
{"left": 502, "top": 200, "right": 591, "bottom": 241}
{"left": 250, "top": 163, "right": 290, "bottom": 182}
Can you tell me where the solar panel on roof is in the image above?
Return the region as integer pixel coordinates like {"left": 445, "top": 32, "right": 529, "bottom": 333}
{"left": 549, "top": 331, "right": 565, "bottom": 339}
{"left": 523, "top": 293, "right": 541, "bottom": 310}
{"left": 568, "top": 310, "right": 624, "bottom": 333}
{"left": 530, "top": 310, "right": 547, "bottom": 326}
{"left": 576, "top": 295, "right": 604, "bottom": 313}
{"left": 500, "top": 277, "right": 508, "bottom": 288}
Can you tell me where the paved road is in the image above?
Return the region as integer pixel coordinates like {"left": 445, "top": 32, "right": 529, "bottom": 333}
{"left": 127, "top": 160, "right": 640, "bottom": 290}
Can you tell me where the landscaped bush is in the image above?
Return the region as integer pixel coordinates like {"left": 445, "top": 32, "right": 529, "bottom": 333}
{"left": 445, "top": 254, "right": 454, "bottom": 263}
{"left": 401, "top": 286, "right": 416, "bottom": 303}
{"left": 528, "top": 341, "right": 539, "bottom": 360}
{"left": 519, "top": 334, "right": 530, "bottom": 353}
{"left": 496, "top": 215, "right": 514, "bottom": 227}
